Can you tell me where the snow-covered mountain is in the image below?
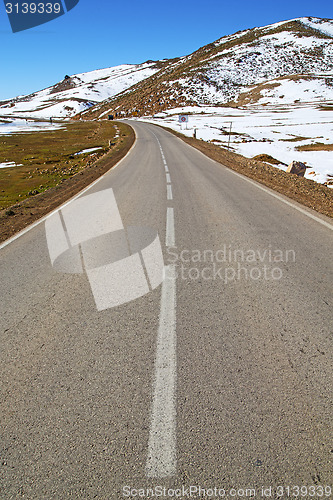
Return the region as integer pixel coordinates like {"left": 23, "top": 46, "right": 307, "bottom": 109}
{"left": 85, "top": 16, "right": 333, "bottom": 119}
{"left": 0, "top": 61, "right": 167, "bottom": 119}
{"left": 0, "top": 17, "right": 332, "bottom": 120}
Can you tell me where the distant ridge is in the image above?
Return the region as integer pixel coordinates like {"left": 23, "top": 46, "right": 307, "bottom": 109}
{"left": 0, "top": 17, "right": 332, "bottom": 119}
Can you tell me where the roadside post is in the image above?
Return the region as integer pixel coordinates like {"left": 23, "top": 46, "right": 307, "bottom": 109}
{"left": 227, "top": 122, "right": 232, "bottom": 150}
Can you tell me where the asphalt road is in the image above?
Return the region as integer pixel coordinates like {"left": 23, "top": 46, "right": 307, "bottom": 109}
{"left": 0, "top": 121, "right": 332, "bottom": 499}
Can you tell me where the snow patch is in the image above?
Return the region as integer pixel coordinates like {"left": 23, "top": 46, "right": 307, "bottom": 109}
{"left": 74, "top": 147, "right": 103, "bottom": 155}
{"left": 0, "top": 162, "right": 23, "bottom": 168}
{"left": 138, "top": 103, "right": 333, "bottom": 186}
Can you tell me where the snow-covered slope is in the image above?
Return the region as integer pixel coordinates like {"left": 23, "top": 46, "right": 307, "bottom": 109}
{"left": 1, "top": 17, "right": 332, "bottom": 120}
{"left": 299, "top": 17, "right": 333, "bottom": 37}
{"left": 0, "top": 61, "right": 166, "bottom": 119}
{"left": 247, "top": 75, "right": 333, "bottom": 105}
{"left": 86, "top": 17, "right": 332, "bottom": 119}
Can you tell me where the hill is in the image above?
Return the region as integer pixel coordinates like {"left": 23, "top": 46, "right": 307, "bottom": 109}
{"left": 82, "top": 16, "right": 333, "bottom": 119}
{"left": 0, "top": 17, "right": 332, "bottom": 120}
{"left": 0, "top": 61, "right": 168, "bottom": 119}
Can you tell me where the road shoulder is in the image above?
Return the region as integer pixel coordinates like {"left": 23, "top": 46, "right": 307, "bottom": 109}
{"left": 157, "top": 124, "right": 333, "bottom": 219}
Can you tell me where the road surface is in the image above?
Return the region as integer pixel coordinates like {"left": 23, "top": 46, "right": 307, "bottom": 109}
{"left": 0, "top": 121, "right": 332, "bottom": 498}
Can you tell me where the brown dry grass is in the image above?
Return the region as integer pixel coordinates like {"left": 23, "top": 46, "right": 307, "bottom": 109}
{"left": 295, "top": 143, "right": 333, "bottom": 151}
{"left": 252, "top": 154, "right": 284, "bottom": 165}
{"left": 280, "top": 135, "right": 311, "bottom": 142}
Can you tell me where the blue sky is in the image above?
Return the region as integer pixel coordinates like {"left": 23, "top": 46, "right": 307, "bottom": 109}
{"left": 0, "top": 0, "right": 332, "bottom": 100}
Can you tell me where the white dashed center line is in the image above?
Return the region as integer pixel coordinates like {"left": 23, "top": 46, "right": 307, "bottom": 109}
{"left": 146, "top": 132, "right": 177, "bottom": 477}
{"left": 146, "top": 264, "right": 177, "bottom": 478}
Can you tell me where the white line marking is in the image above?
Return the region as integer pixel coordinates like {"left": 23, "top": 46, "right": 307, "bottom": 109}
{"left": 148, "top": 127, "right": 178, "bottom": 478}
{"left": 150, "top": 124, "right": 332, "bottom": 231}
{"left": 0, "top": 128, "right": 138, "bottom": 251}
{"left": 166, "top": 208, "right": 175, "bottom": 247}
{"left": 227, "top": 169, "right": 333, "bottom": 230}
{"left": 146, "top": 264, "right": 177, "bottom": 478}
{"left": 173, "top": 134, "right": 333, "bottom": 231}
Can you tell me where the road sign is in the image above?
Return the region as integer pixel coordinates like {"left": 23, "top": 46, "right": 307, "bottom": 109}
{"left": 179, "top": 115, "right": 189, "bottom": 123}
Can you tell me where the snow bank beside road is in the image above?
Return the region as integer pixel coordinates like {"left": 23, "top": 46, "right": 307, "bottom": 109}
{"left": 139, "top": 104, "right": 333, "bottom": 186}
